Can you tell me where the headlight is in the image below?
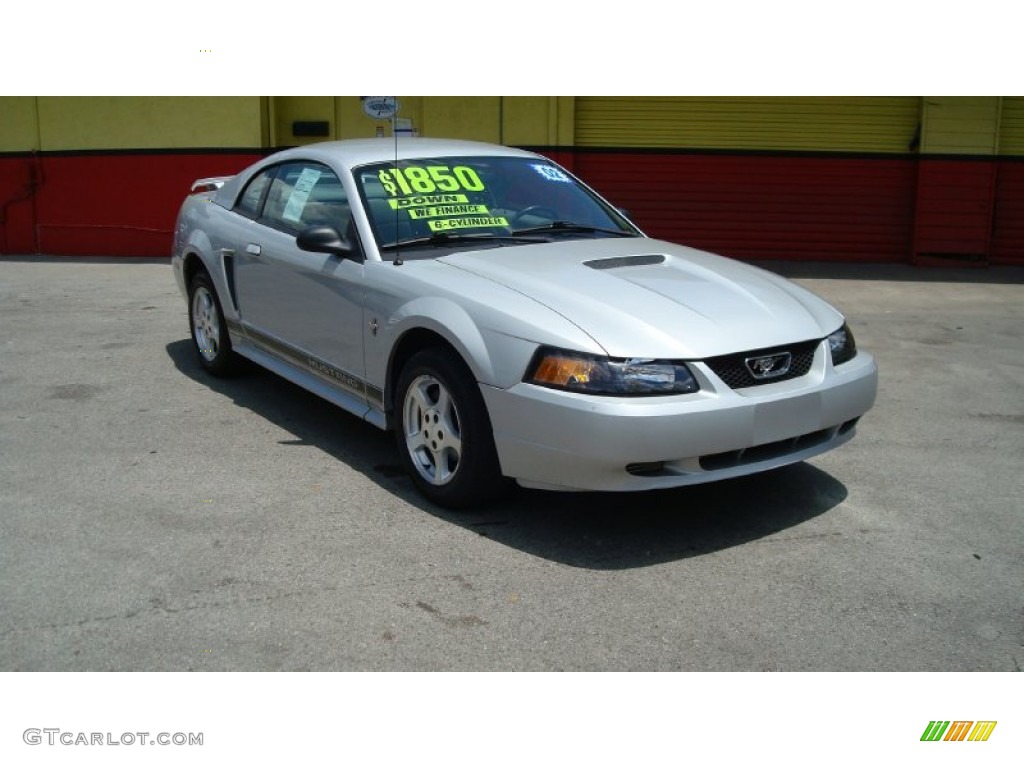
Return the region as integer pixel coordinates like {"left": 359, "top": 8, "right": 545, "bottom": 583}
{"left": 828, "top": 323, "right": 857, "bottom": 366}
{"left": 526, "top": 348, "right": 699, "bottom": 395}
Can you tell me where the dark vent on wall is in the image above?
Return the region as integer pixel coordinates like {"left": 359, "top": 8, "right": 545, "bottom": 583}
{"left": 292, "top": 121, "right": 330, "bottom": 137}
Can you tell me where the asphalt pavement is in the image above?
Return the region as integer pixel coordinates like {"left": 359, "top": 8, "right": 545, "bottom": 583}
{"left": 1, "top": 256, "right": 1022, "bottom": 671}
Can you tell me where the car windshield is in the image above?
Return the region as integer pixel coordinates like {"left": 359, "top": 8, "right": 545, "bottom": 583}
{"left": 354, "top": 156, "right": 639, "bottom": 257}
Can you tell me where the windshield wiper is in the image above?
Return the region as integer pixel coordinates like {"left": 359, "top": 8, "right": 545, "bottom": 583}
{"left": 510, "top": 221, "right": 638, "bottom": 237}
{"left": 378, "top": 231, "right": 545, "bottom": 250}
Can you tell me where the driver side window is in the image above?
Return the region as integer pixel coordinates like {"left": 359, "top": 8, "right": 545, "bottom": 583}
{"left": 261, "top": 162, "right": 350, "bottom": 236}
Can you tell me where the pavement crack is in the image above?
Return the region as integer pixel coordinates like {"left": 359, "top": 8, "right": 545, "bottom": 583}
{"left": 0, "top": 588, "right": 333, "bottom": 638}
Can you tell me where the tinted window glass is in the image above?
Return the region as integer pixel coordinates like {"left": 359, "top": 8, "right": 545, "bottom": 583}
{"left": 235, "top": 170, "right": 272, "bottom": 218}
{"left": 354, "top": 156, "right": 636, "bottom": 253}
{"left": 261, "top": 162, "right": 350, "bottom": 234}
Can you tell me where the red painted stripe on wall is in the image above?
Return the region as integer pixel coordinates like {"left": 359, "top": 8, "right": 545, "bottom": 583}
{"left": 912, "top": 159, "right": 997, "bottom": 263}
{"left": 571, "top": 151, "right": 918, "bottom": 263}
{"left": 0, "top": 156, "right": 37, "bottom": 253}
{"left": 5, "top": 149, "right": 1023, "bottom": 265}
{"left": 993, "top": 163, "right": 1024, "bottom": 265}
{"left": 0, "top": 152, "right": 262, "bottom": 257}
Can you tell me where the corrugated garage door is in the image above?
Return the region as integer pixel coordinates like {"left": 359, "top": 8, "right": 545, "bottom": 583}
{"left": 993, "top": 97, "right": 1024, "bottom": 264}
{"left": 573, "top": 97, "right": 920, "bottom": 262}
{"left": 575, "top": 97, "right": 920, "bottom": 152}
{"left": 998, "top": 97, "right": 1024, "bottom": 153}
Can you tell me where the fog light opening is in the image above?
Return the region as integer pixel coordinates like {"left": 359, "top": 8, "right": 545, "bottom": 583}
{"left": 626, "top": 461, "right": 666, "bottom": 477}
{"left": 838, "top": 417, "right": 860, "bottom": 435}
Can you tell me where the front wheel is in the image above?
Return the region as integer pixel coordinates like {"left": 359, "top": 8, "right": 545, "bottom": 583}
{"left": 188, "top": 271, "right": 239, "bottom": 376}
{"left": 394, "top": 348, "right": 504, "bottom": 508}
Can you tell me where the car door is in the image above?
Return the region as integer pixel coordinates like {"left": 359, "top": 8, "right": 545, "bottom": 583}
{"left": 232, "top": 161, "right": 368, "bottom": 403}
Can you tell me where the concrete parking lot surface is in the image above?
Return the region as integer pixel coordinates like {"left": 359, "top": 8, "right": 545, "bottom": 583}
{"left": 1, "top": 257, "right": 1022, "bottom": 670}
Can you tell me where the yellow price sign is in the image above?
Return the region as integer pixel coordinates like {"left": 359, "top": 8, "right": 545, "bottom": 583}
{"left": 408, "top": 204, "right": 490, "bottom": 219}
{"left": 387, "top": 194, "right": 469, "bottom": 210}
{"left": 427, "top": 216, "right": 508, "bottom": 232}
{"left": 378, "top": 165, "right": 486, "bottom": 197}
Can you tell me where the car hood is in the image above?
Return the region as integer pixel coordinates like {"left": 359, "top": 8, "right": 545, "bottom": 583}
{"left": 438, "top": 238, "right": 844, "bottom": 359}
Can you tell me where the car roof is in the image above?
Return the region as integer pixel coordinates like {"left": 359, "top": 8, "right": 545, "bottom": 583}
{"left": 213, "top": 138, "right": 545, "bottom": 206}
{"left": 268, "top": 138, "right": 541, "bottom": 168}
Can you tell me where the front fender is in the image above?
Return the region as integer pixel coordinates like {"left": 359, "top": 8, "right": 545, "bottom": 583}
{"left": 361, "top": 259, "right": 604, "bottom": 413}
{"left": 174, "top": 198, "right": 243, "bottom": 320}
{"left": 386, "top": 297, "right": 499, "bottom": 384}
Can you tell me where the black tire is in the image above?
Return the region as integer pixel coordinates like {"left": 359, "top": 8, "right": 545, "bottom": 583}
{"left": 394, "top": 347, "right": 504, "bottom": 508}
{"left": 187, "top": 271, "right": 239, "bottom": 376}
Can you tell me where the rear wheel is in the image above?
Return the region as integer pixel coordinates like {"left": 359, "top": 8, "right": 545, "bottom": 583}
{"left": 188, "top": 271, "right": 238, "bottom": 376}
{"left": 395, "top": 348, "right": 503, "bottom": 508}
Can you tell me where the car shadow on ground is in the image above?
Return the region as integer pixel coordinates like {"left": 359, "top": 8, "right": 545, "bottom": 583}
{"left": 167, "top": 339, "right": 849, "bottom": 570}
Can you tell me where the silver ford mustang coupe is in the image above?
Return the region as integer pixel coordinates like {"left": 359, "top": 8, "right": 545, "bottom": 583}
{"left": 172, "top": 138, "right": 877, "bottom": 507}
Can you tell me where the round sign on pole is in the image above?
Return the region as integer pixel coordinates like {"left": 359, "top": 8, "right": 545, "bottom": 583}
{"left": 361, "top": 97, "right": 400, "bottom": 120}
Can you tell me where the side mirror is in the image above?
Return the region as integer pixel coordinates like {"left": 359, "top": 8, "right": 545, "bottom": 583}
{"left": 296, "top": 224, "right": 354, "bottom": 257}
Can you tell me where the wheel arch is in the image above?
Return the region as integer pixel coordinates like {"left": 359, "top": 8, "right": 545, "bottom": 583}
{"left": 182, "top": 251, "right": 207, "bottom": 293}
{"left": 380, "top": 297, "right": 548, "bottom": 430}
{"left": 390, "top": 340, "right": 506, "bottom": 507}
{"left": 182, "top": 237, "right": 236, "bottom": 318}
{"left": 385, "top": 328, "right": 472, "bottom": 429}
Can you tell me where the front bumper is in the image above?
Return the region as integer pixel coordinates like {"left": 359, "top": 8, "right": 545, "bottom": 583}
{"left": 481, "top": 342, "right": 877, "bottom": 491}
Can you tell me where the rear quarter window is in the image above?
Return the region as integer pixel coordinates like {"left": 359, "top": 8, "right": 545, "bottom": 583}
{"left": 234, "top": 171, "right": 272, "bottom": 218}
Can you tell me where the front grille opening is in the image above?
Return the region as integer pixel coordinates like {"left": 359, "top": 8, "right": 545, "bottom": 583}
{"left": 838, "top": 417, "right": 859, "bottom": 435}
{"left": 703, "top": 339, "right": 819, "bottom": 389}
{"left": 699, "top": 427, "right": 835, "bottom": 471}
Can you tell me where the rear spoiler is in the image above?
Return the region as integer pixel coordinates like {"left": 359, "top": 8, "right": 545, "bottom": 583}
{"left": 190, "top": 176, "right": 233, "bottom": 194}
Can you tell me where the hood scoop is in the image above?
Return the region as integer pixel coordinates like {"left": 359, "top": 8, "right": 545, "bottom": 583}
{"left": 583, "top": 254, "right": 666, "bottom": 270}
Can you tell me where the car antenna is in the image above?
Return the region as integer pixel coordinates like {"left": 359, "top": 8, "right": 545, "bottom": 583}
{"left": 392, "top": 108, "right": 403, "bottom": 266}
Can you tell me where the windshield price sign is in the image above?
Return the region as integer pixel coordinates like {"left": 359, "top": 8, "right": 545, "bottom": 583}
{"left": 377, "top": 165, "right": 485, "bottom": 197}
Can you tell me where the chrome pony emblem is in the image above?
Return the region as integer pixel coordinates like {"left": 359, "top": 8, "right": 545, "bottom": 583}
{"left": 745, "top": 352, "right": 792, "bottom": 379}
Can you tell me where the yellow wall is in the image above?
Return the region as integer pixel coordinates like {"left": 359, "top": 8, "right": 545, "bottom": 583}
{"left": 332, "top": 97, "right": 427, "bottom": 140}
{"left": 333, "top": 96, "right": 501, "bottom": 141}
{"left": 0, "top": 96, "right": 41, "bottom": 151}
{"left": 271, "top": 96, "right": 335, "bottom": 146}
{"left": 34, "top": 97, "right": 265, "bottom": 150}
{"left": 335, "top": 97, "right": 398, "bottom": 139}
{"left": 423, "top": 96, "right": 500, "bottom": 142}
{"left": 3, "top": 96, "right": 1022, "bottom": 157}
{"left": 502, "top": 96, "right": 575, "bottom": 146}
{"left": 330, "top": 96, "right": 574, "bottom": 146}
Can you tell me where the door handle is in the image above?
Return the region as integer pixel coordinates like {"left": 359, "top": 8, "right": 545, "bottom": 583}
{"left": 246, "top": 243, "right": 262, "bottom": 256}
